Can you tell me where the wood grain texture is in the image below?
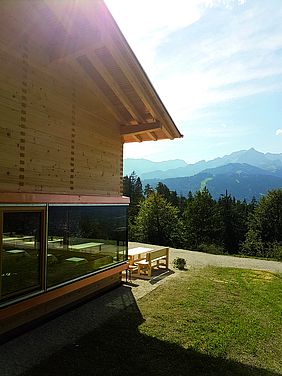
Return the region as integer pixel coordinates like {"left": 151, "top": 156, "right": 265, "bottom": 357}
{"left": 0, "top": 0, "right": 181, "bottom": 198}
{"left": 0, "top": 31, "right": 121, "bottom": 196}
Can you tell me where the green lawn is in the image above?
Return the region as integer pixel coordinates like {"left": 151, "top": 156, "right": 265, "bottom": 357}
{"left": 24, "top": 267, "right": 282, "bottom": 376}
{"left": 138, "top": 267, "right": 282, "bottom": 374}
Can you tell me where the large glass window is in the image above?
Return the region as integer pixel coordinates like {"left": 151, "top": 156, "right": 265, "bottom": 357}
{"left": 0, "top": 204, "right": 128, "bottom": 304}
{"left": 47, "top": 205, "right": 128, "bottom": 287}
{"left": 0, "top": 210, "right": 43, "bottom": 301}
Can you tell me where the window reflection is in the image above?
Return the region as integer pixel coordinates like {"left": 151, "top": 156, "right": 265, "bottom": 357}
{"left": 1, "top": 211, "right": 42, "bottom": 299}
{"left": 0, "top": 205, "right": 128, "bottom": 302}
{"left": 47, "top": 206, "right": 128, "bottom": 287}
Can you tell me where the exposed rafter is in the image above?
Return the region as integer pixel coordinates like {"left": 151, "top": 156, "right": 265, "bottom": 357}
{"left": 88, "top": 51, "right": 144, "bottom": 123}
{"left": 107, "top": 35, "right": 182, "bottom": 140}
{"left": 104, "top": 36, "right": 157, "bottom": 122}
{"left": 162, "top": 126, "right": 174, "bottom": 140}
{"left": 147, "top": 131, "right": 158, "bottom": 141}
{"left": 120, "top": 122, "right": 160, "bottom": 136}
{"left": 133, "top": 134, "right": 143, "bottom": 142}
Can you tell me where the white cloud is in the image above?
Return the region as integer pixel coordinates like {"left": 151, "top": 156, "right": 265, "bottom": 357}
{"left": 276, "top": 129, "right": 282, "bottom": 136}
{"left": 106, "top": 0, "right": 204, "bottom": 39}
{"left": 184, "top": 123, "right": 252, "bottom": 139}
{"left": 106, "top": 0, "right": 205, "bottom": 70}
{"left": 106, "top": 0, "right": 282, "bottom": 123}
{"left": 156, "top": 7, "right": 282, "bottom": 120}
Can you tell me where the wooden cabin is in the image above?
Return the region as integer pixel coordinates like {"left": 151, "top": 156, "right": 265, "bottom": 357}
{"left": 0, "top": 0, "right": 182, "bottom": 338}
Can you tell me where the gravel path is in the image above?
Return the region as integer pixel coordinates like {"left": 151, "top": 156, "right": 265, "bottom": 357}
{"left": 128, "top": 242, "right": 282, "bottom": 300}
{"left": 129, "top": 242, "right": 282, "bottom": 274}
{"left": 170, "top": 247, "right": 282, "bottom": 273}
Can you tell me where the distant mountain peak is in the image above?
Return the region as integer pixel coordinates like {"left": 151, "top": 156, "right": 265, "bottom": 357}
{"left": 244, "top": 148, "right": 262, "bottom": 154}
{"left": 124, "top": 149, "right": 282, "bottom": 180}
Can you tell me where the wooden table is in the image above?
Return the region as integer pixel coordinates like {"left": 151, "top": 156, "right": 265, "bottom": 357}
{"left": 127, "top": 247, "right": 153, "bottom": 265}
{"left": 21, "top": 241, "right": 36, "bottom": 247}
{"left": 126, "top": 247, "right": 153, "bottom": 281}
{"left": 21, "top": 236, "right": 35, "bottom": 241}
{"left": 5, "top": 249, "right": 28, "bottom": 257}
{"left": 65, "top": 257, "right": 87, "bottom": 264}
{"left": 3, "top": 236, "right": 35, "bottom": 246}
{"left": 48, "top": 238, "right": 63, "bottom": 244}
{"left": 69, "top": 242, "right": 104, "bottom": 253}
{"left": 3, "top": 237, "right": 24, "bottom": 243}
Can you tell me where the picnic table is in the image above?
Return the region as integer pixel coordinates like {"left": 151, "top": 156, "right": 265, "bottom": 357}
{"left": 48, "top": 238, "right": 63, "bottom": 244}
{"left": 21, "top": 236, "right": 35, "bottom": 241}
{"left": 65, "top": 257, "right": 87, "bottom": 264}
{"left": 127, "top": 247, "right": 153, "bottom": 265}
{"left": 3, "top": 237, "right": 25, "bottom": 243}
{"left": 126, "top": 247, "right": 153, "bottom": 281}
{"left": 69, "top": 242, "right": 104, "bottom": 253}
{"left": 127, "top": 246, "right": 169, "bottom": 279}
{"left": 5, "top": 249, "right": 28, "bottom": 257}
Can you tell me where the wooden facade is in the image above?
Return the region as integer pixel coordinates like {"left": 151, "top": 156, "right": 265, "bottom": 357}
{"left": 0, "top": 0, "right": 181, "bottom": 338}
{"left": 0, "top": 0, "right": 181, "bottom": 196}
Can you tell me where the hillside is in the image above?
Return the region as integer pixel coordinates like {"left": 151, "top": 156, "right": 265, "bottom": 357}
{"left": 143, "top": 163, "right": 282, "bottom": 201}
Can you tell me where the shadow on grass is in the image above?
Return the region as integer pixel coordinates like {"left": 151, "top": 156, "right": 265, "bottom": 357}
{"left": 149, "top": 268, "right": 175, "bottom": 285}
{"left": 124, "top": 268, "right": 174, "bottom": 286}
{"left": 22, "top": 288, "right": 280, "bottom": 376}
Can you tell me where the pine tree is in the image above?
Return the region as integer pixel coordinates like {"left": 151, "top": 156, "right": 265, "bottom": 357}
{"left": 220, "top": 192, "right": 253, "bottom": 253}
{"left": 144, "top": 184, "right": 154, "bottom": 198}
{"left": 184, "top": 187, "right": 220, "bottom": 249}
{"left": 242, "top": 189, "right": 282, "bottom": 258}
{"left": 123, "top": 171, "right": 144, "bottom": 223}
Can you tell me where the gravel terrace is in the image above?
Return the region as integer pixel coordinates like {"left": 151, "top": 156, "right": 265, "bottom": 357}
{"left": 128, "top": 242, "right": 282, "bottom": 300}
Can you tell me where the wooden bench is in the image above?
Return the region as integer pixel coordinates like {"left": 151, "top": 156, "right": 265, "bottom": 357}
{"left": 136, "top": 247, "right": 169, "bottom": 277}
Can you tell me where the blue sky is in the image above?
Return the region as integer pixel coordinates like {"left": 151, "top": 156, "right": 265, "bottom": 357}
{"left": 106, "top": 0, "right": 282, "bottom": 163}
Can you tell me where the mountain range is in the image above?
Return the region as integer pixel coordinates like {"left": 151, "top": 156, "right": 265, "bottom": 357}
{"left": 124, "top": 149, "right": 282, "bottom": 201}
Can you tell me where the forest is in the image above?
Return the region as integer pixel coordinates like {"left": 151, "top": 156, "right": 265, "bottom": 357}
{"left": 124, "top": 172, "right": 282, "bottom": 260}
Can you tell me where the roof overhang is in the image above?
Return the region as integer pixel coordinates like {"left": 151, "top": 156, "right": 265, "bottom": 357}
{"left": 1, "top": 0, "right": 183, "bottom": 143}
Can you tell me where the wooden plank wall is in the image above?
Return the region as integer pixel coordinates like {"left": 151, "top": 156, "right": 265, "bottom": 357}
{"left": 0, "top": 31, "right": 122, "bottom": 196}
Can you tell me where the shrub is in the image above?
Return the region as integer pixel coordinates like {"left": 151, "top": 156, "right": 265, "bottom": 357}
{"left": 197, "top": 243, "right": 225, "bottom": 255}
{"left": 266, "top": 242, "right": 282, "bottom": 261}
{"left": 173, "top": 257, "right": 186, "bottom": 270}
{"left": 241, "top": 228, "right": 264, "bottom": 256}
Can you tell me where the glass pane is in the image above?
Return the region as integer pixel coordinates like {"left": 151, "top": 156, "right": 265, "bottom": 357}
{"left": 47, "top": 206, "right": 128, "bottom": 287}
{"left": 1, "top": 211, "right": 42, "bottom": 299}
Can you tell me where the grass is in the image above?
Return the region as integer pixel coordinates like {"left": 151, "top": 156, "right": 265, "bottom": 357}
{"left": 138, "top": 267, "right": 282, "bottom": 373}
{"left": 23, "top": 267, "right": 282, "bottom": 376}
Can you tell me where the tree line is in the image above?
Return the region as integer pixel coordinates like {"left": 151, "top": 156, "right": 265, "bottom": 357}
{"left": 124, "top": 172, "right": 282, "bottom": 260}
